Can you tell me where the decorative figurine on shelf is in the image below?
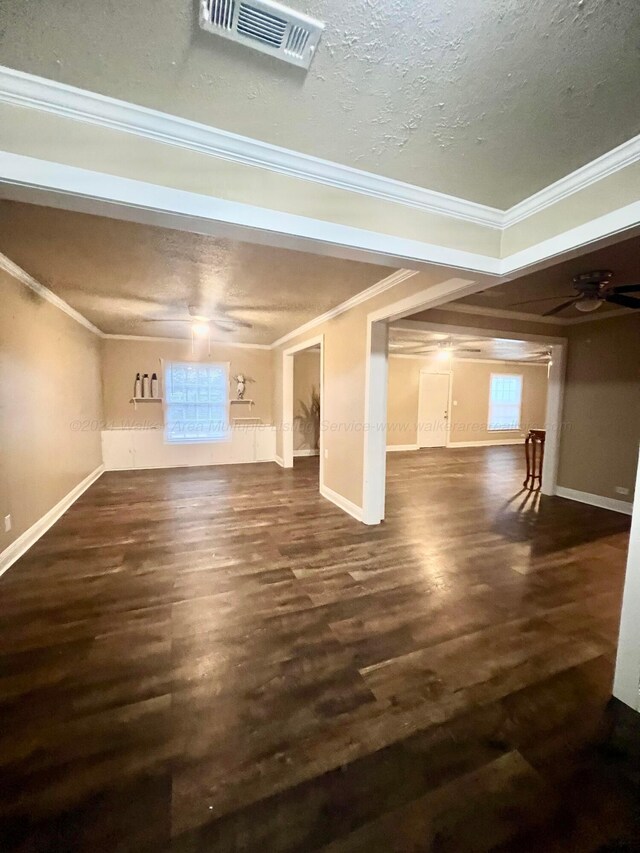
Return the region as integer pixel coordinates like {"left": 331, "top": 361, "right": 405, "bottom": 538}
{"left": 233, "top": 374, "right": 255, "bottom": 400}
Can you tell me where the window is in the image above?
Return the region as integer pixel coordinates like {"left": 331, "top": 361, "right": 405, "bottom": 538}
{"left": 488, "top": 373, "right": 523, "bottom": 431}
{"left": 164, "top": 361, "right": 229, "bottom": 444}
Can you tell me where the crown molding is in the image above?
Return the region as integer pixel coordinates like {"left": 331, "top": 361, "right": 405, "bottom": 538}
{"left": 271, "top": 269, "right": 418, "bottom": 348}
{"left": 503, "top": 134, "right": 640, "bottom": 227}
{"left": 0, "top": 65, "right": 502, "bottom": 229}
{"left": 0, "top": 252, "right": 104, "bottom": 336}
{"left": 1, "top": 66, "right": 638, "bottom": 237}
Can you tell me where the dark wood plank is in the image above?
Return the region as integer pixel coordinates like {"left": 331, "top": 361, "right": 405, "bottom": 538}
{"left": 0, "top": 447, "right": 634, "bottom": 852}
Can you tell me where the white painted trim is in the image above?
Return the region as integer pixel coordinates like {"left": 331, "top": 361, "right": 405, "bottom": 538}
{"left": 555, "top": 486, "right": 634, "bottom": 516}
{"left": 0, "top": 465, "right": 104, "bottom": 577}
{"left": 271, "top": 270, "right": 418, "bottom": 348}
{"left": 502, "top": 201, "right": 640, "bottom": 275}
{"left": 613, "top": 449, "right": 640, "bottom": 710}
{"left": 0, "top": 151, "right": 503, "bottom": 277}
{"left": 274, "top": 454, "right": 285, "bottom": 468}
{"left": 363, "top": 298, "right": 566, "bottom": 525}
{"left": 2, "top": 67, "right": 638, "bottom": 236}
{"left": 319, "top": 483, "right": 364, "bottom": 523}
{"left": 504, "top": 134, "right": 640, "bottom": 227}
{"left": 0, "top": 66, "right": 503, "bottom": 229}
{"left": 448, "top": 439, "right": 525, "bottom": 448}
{"left": 386, "top": 444, "right": 420, "bottom": 452}
{"left": 294, "top": 448, "right": 320, "bottom": 457}
{"left": 103, "top": 333, "right": 272, "bottom": 350}
{"left": 281, "top": 335, "right": 325, "bottom": 495}
{"left": 0, "top": 252, "right": 103, "bottom": 336}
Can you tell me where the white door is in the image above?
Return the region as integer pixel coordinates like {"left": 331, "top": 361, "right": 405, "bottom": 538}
{"left": 417, "top": 372, "right": 450, "bottom": 448}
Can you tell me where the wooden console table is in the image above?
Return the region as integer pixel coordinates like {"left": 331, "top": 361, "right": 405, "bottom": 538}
{"left": 523, "top": 428, "right": 546, "bottom": 491}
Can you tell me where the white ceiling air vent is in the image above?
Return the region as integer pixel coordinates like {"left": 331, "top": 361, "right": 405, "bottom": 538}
{"left": 199, "top": 0, "right": 324, "bottom": 69}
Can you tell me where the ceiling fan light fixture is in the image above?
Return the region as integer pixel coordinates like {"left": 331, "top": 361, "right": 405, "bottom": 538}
{"left": 192, "top": 321, "right": 211, "bottom": 337}
{"left": 575, "top": 299, "right": 602, "bottom": 313}
{"left": 437, "top": 348, "right": 452, "bottom": 361}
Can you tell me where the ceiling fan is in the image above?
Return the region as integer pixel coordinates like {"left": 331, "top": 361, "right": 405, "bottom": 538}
{"left": 143, "top": 303, "right": 253, "bottom": 333}
{"left": 510, "top": 270, "right": 640, "bottom": 316}
{"left": 393, "top": 336, "right": 483, "bottom": 358}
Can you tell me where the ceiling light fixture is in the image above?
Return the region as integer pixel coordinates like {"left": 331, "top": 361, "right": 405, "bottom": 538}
{"left": 192, "top": 321, "right": 211, "bottom": 337}
{"left": 574, "top": 299, "right": 602, "bottom": 313}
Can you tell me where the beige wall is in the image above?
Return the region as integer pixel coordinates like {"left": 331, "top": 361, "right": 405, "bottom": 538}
{"left": 557, "top": 314, "right": 640, "bottom": 501}
{"left": 101, "top": 337, "right": 273, "bottom": 428}
{"left": 293, "top": 351, "right": 320, "bottom": 452}
{"left": 0, "top": 269, "right": 103, "bottom": 555}
{"left": 387, "top": 356, "right": 548, "bottom": 447}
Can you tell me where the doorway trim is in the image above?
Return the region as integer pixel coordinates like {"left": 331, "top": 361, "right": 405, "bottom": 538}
{"left": 362, "top": 287, "right": 567, "bottom": 525}
{"left": 281, "top": 334, "right": 325, "bottom": 490}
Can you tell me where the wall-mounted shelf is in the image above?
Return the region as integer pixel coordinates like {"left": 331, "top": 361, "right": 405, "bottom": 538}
{"left": 130, "top": 397, "right": 163, "bottom": 411}
{"left": 230, "top": 399, "right": 254, "bottom": 405}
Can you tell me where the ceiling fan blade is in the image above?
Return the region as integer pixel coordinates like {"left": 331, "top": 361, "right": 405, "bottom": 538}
{"left": 144, "top": 318, "right": 192, "bottom": 323}
{"left": 509, "top": 294, "right": 574, "bottom": 307}
{"left": 458, "top": 348, "right": 482, "bottom": 353}
{"left": 543, "top": 299, "right": 580, "bottom": 316}
{"left": 605, "top": 294, "right": 640, "bottom": 309}
{"left": 612, "top": 283, "right": 640, "bottom": 294}
{"left": 213, "top": 317, "right": 253, "bottom": 331}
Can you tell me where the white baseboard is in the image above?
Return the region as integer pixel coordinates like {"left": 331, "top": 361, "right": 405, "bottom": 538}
{"left": 0, "top": 464, "right": 104, "bottom": 577}
{"left": 320, "top": 483, "right": 364, "bottom": 523}
{"left": 294, "top": 449, "right": 320, "bottom": 457}
{"left": 386, "top": 444, "right": 420, "bottom": 452}
{"left": 556, "top": 486, "right": 634, "bottom": 516}
{"left": 447, "top": 439, "right": 525, "bottom": 448}
{"left": 274, "top": 454, "right": 285, "bottom": 468}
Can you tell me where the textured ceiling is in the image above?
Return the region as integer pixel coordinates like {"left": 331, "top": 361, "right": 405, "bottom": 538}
{"left": 389, "top": 328, "right": 550, "bottom": 362}
{"left": 0, "top": 201, "right": 388, "bottom": 343}
{"left": 458, "top": 234, "right": 640, "bottom": 319}
{"left": 1, "top": 1, "right": 639, "bottom": 207}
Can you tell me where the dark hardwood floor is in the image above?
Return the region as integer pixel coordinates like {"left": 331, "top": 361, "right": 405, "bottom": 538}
{"left": 1, "top": 447, "right": 637, "bottom": 852}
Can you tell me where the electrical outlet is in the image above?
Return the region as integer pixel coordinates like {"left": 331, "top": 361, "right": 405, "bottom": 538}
{"left": 4, "top": 514, "right": 11, "bottom": 533}
{"left": 324, "top": 448, "right": 329, "bottom": 459}
{"left": 615, "top": 486, "right": 630, "bottom": 496}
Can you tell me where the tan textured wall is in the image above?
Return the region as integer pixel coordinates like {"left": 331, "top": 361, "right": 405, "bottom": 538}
{"left": 293, "top": 351, "right": 320, "bottom": 452}
{"left": 386, "top": 357, "right": 548, "bottom": 447}
{"left": 0, "top": 269, "right": 103, "bottom": 554}
{"left": 558, "top": 314, "right": 640, "bottom": 501}
{"left": 101, "top": 337, "right": 273, "bottom": 427}
{"left": 449, "top": 361, "right": 548, "bottom": 444}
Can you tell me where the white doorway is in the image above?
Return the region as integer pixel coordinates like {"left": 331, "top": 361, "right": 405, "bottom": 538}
{"left": 417, "top": 371, "right": 451, "bottom": 448}
{"left": 281, "top": 335, "right": 324, "bottom": 490}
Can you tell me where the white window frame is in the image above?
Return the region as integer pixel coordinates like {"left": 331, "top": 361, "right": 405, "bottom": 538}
{"left": 163, "top": 361, "right": 230, "bottom": 445}
{"left": 487, "top": 373, "right": 523, "bottom": 432}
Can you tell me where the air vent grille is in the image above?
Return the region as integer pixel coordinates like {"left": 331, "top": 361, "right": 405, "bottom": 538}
{"left": 200, "top": 0, "right": 324, "bottom": 69}
{"left": 237, "top": 3, "right": 287, "bottom": 47}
